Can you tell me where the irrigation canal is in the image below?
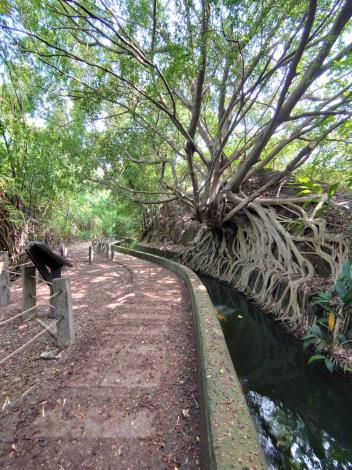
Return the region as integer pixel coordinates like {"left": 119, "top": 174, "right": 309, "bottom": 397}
{"left": 202, "top": 275, "right": 352, "bottom": 470}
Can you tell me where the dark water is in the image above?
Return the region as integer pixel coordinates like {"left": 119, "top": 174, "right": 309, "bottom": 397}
{"left": 201, "top": 275, "right": 352, "bottom": 470}
{"left": 121, "top": 242, "right": 352, "bottom": 468}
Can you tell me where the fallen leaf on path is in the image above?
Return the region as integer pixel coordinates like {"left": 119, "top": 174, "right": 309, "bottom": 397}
{"left": 2, "top": 396, "right": 11, "bottom": 410}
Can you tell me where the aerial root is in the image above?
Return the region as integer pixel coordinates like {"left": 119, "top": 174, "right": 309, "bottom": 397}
{"left": 181, "top": 201, "right": 348, "bottom": 332}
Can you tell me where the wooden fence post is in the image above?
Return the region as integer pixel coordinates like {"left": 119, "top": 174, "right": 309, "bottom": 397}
{"left": 89, "top": 246, "right": 93, "bottom": 264}
{"left": 0, "top": 251, "right": 10, "bottom": 306}
{"left": 52, "top": 277, "right": 75, "bottom": 348}
{"left": 22, "top": 265, "right": 37, "bottom": 320}
{"left": 59, "top": 244, "right": 68, "bottom": 257}
{"left": 110, "top": 245, "right": 114, "bottom": 260}
{"left": 105, "top": 243, "right": 110, "bottom": 257}
{"left": 48, "top": 284, "right": 56, "bottom": 318}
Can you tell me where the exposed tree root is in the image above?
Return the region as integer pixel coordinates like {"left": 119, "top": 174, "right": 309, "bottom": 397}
{"left": 181, "top": 199, "right": 348, "bottom": 332}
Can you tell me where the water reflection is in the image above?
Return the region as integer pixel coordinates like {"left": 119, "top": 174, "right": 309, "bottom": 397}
{"left": 201, "top": 275, "right": 352, "bottom": 470}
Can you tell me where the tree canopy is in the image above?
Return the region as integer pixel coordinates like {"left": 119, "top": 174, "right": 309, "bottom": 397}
{"left": 0, "top": 0, "right": 352, "bottom": 323}
{"left": 1, "top": 0, "right": 351, "bottom": 210}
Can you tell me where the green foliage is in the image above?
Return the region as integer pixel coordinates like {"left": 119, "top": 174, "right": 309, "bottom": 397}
{"left": 0, "top": 48, "right": 147, "bottom": 250}
{"left": 311, "top": 262, "right": 352, "bottom": 309}
{"left": 293, "top": 176, "right": 339, "bottom": 201}
{"left": 307, "top": 354, "right": 334, "bottom": 374}
{"left": 287, "top": 177, "right": 342, "bottom": 234}
{"left": 41, "top": 191, "right": 142, "bottom": 243}
{"left": 304, "top": 261, "right": 352, "bottom": 373}
{"left": 294, "top": 176, "right": 325, "bottom": 197}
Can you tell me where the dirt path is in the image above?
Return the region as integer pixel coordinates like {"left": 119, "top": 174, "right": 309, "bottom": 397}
{"left": 0, "top": 243, "right": 200, "bottom": 469}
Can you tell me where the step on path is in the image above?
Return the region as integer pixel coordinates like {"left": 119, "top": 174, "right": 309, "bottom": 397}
{"left": 0, "top": 244, "right": 201, "bottom": 469}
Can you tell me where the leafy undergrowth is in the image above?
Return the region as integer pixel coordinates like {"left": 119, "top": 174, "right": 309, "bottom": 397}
{"left": 304, "top": 261, "right": 352, "bottom": 374}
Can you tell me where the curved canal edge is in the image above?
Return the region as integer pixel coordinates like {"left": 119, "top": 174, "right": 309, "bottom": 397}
{"left": 112, "top": 244, "right": 267, "bottom": 470}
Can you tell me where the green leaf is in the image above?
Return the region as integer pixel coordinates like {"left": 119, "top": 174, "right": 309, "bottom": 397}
{"left": 308, "top": 354, "right": 326, "bottom": 365}
{"left": 316, "top": 343, "right": 324, "bottom": 353}
{"left": 311, "top": 291, "right": 332, "bottom": 302}
{"left": 0, "top": 0, "right": 11, "bottom": 14}
{"left": 335, "top": 281, "right": 347, "bottom": 300}
{"left": 296, "top": 176, "right": 310, "bottom": 184}
{"left": 343, "top": 289, "right": 352, "bottom": 304}
{"left": 303, "top": 337, "right": 316, "bottom": 350}
{"left": 309, "top": 298, "right": 329, "bottom": 309}
{"left": 315, "top": 206, "right": 328, "bottom": 217}
{"left": 297, "top": 189, "right": 313, "bottom": 196}
{"left": 328, "top": 182, "right": 339, "bottom": 199}
{"left": 341, "top": 262, "right": 351, "bottom": 281}
{"left": 324, "top": 358, "right": 334, "bottom": 374}
{"left": 309, "top": 324, "right": 323, "bottom": 337}
{"left": 303, "top": 334, "right": 315, "bottom": 340}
